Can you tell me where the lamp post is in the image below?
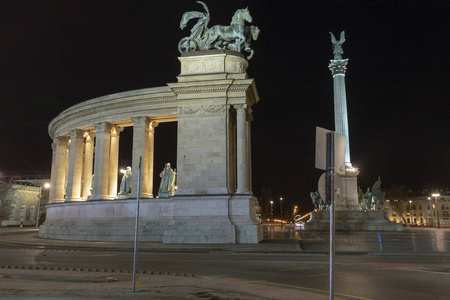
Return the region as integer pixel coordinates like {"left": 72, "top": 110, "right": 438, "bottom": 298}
{"left": 427, "top": 197, "right": 433, "bottom": 227}
{"left": 36, "top": 183, "right": 50, "bottom": 228}
{"left": 270, "top": 200, "right": 273, "bottom": 222}
{"left": 409, "top": 200, "right": 412, "bottom": 226}
{"left": 432, "top": 193, "right": 440, "bottom": 229}
{"left": 280, "top": 197, "right": 283, "bottom": 227}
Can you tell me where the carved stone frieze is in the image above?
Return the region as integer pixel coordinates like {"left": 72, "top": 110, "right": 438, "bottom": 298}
{"left": 178, "top": 105, "right": 227, "bottom": 116}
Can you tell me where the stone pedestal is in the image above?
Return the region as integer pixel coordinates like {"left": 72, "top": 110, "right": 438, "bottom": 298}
{"left": 336, "top": 169, "right": 361, "bottom": 211}
{"left": 39, "top": 194, "right": 263, "bottom": 243}
{"left": 305, "top": 211, "right": 403, "bottom": 231}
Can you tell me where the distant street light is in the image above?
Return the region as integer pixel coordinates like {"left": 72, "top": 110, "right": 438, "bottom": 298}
{"left": 36, "top": 183, "right": 50, "bottom": 228}
{"left": 409, "top": 200, "right": 412, "bottom": 226}
{"left": 270, "top": 201, "right": 274, "bottom": 222}
{"left": 280, "top": 197, "right": 283, "bottom": 227}
{"left": 432, "top": 193, "right": 441, "bottom": 229}
{"left": 427, "top": 197, "right": 434, "bottom": 227}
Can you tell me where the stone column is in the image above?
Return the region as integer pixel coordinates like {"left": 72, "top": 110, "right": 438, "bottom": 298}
{"left": 329, "top": 58, "right": 352, "bottom": 167}
{"left": 92, "top": 122, "right": 113, "bottom": 200}
{"left": 130, "top": 117, "right": 150, "bottom": 198}
{"left": 246, "top": 113, "right": 253, "bottom": 194}
{"left": 81, "top": 131, "right": 95, "bottom": 199}
{"left": 52, "top": 136, "right": 70, "bottom": 203}
{"left": 108, "top": 126, "right": 123, "bottom": 199}
{"left": 65, "top": 129, "right": 85, "bottom": 202}
{"left": 48, "top": 140, "right": 57, "bottom": 202}
{"left": 145, "top": 121, "right": 158, "bottom": 198}
{"left": 235, "top": 104, "right": 249, "bottom": 194}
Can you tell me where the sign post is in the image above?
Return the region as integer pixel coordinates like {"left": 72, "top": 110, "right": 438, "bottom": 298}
{"left": 132, "top": 157, "right": 142, "bottom": 292}
{"left": 315, "top": 127, "right": 346, "bottom": 300}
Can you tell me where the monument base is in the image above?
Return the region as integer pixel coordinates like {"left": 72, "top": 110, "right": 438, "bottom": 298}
{"left": 39, "top": 195, "right": 262, "bottom": 244}
{"left": 304, "top": 211, "right": 403, "bottom": 231}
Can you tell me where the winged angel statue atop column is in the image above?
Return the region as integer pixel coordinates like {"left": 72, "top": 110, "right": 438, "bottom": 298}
{"left": 178, "top": 1, "right": 260, "bottom": 60}
{"left": 330, "top": 31, "right": 345, "bottom": 59}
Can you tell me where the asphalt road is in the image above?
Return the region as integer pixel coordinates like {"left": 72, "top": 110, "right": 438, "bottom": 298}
{"left": 1, "top": 227, "right": 450, "bottom": 300}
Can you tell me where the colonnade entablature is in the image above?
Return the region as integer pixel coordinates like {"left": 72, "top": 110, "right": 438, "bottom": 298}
{"left": 48, "top": 51, "right": 259, "bottom": 206}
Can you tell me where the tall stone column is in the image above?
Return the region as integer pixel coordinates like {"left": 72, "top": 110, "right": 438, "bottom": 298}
{"left": 108, "top": 126, "right": 123, "bottom": 199}
{"left": 65, "top": 129, "right": 85, "bottom": 202}
{"left": 328, "top": 33, "right": 359, "bottom": 211}
{"left": 145, "top": 121, "right": 158, "bottom": 198}
{"left": 52, "top": 136, "right": 70, "bottom": 203}
{"left": 130, "top": 117, "right": 150, "bottom": 198}
{"left": 235, "top": 104, "right": 249, "bottom": 194}
{"left": 329, "top": 58, "right": 352, "bottom": 167}
{"left": 92, "top": 122, "right": 113, "bottom": 200}
{"left": 48, "top": 140, "right": 57, "bottom": 202}
{"left": 81, "top": 131, "right": 95, "bottom": 199}
{"left": 246, "top": 113, "right": 253, "bottom": 194}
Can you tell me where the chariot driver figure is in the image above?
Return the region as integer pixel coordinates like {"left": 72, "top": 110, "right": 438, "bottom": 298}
{"left": 180, "top": 1, "right": 210, "bottom": 41}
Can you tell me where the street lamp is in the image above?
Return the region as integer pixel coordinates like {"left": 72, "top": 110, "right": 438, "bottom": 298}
{"left": 36, "top": 183, "right": 50, "bottom": 228}
{"left": 432, "top": 193, "right": 440, "bottom": 229}
{"left": 427, "top": 197, "right": 434, "bottom": 227}
{"left": 409, "top": 200, "right": 412, "bottom": 226}
{"left": 270, "top": 200, "right": 273, "bottom": 222}
{"left": 280, "top": 197, "right": 283, "bottom": 227}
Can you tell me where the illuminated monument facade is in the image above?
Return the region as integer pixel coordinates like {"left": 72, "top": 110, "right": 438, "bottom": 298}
{"left": 306, "top": 31, "right": 402, "bottom": 231}
{"left": 39, "top": 4, "right": 263, "bottom": 243}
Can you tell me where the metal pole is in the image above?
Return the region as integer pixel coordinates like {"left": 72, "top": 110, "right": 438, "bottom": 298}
{"left": 132, "top": 157, "right": 142, "bottom": 292}
{"left": 327, "top": 132, "right": 335, "bottom": 300}
{"left": 280, "top": 199, "right": 283, "bottom": 227}
{"left": 436, "top": 196, "right": 441, "bottom": 229}
{"left": 36, "top": 185, "right": 42, "bottom": 228}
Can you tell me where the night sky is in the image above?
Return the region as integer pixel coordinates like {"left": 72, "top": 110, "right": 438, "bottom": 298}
{"left": 1, "top": 1, "right": 449, "bottom": 214}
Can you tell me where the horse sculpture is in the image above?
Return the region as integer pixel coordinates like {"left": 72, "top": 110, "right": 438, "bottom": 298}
{"left": 222, "top": 25, "right": 260, "bottom": 60}
{"left": 179, "top": 2, "right": 257, "bottom": 59}
{"left": 204, "top": 8, "right": 252, "bottom": 51}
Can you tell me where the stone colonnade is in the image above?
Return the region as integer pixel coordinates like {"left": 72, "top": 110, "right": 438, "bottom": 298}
{"left": 47, "top": 51, "right": 257, "bottom": 204}
{"left": 48, "top": 108, "right": 254, "bottom": 203}
{"left": 49, "top": 120, "right": 161, "bottom": 203}
{"left": 42, "top": 51, "right": 262, "bottom": 243}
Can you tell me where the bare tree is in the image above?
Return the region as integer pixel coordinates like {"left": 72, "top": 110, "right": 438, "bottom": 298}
{"left": 386, "top": 184, "right": 412, "bottom": 224}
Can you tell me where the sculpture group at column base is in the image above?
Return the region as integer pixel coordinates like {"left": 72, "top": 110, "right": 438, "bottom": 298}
{"left": 39, "top": 194, "right": 262, "bottom": 244}
{"left": 304, "top": 211, "right": 403, "bottom": 231}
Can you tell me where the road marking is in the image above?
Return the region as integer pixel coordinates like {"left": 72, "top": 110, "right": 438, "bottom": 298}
{"left": 128, "top": 280, "right": 144, "bottom": 288}
{"left": 243, "top": 279, "right": 267, "bottom": 284}
{"left": 343, "top": 263, "right": 379, "bottom": 266}
{"left": 307, "top": 272, "right": 342, "bottom": 277}
{"left": 399, "top": 268, "right": 450, "bottom": 275}
{"left": 258, "top": 281, "right": 373, "bottom": 300}
{"left": 198, "top": 274, "right": 228, "bottom": 278}
{"left": 279, "top": 267, "right": 311, "bottom": 271}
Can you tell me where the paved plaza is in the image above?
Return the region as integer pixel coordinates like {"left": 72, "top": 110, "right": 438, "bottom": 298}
{"left": 0, "top": 226, "right": 449, "bottom": 299}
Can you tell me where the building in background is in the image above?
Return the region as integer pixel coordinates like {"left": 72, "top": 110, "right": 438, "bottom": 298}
{"left": 384, "top": 190, "right": 450, "bottom": 227}
{"left": 0, "top": 174, "right": 50, "bottom": 227}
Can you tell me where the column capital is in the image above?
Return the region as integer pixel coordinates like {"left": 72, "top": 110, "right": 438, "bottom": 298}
{"left": 56, "top": 135, "right": 70, "bottom": 145}
{"left": 328, "top": 59, "right": 348, "bottom": 76}
{"left": 149, "top": 120, "right": 159, "bottom": 133}
{"left": 234, "top": 104, "right": 248, "bottom": 112}
{"left": 131, "top": 116, "right": 150, "bottom": 127}
{"left": 111, "top": 126, "right": 124, "bottom": 137}
{"left": 84, "top": 131, "right": 95, "bottom": 142}
{"left": 94, "top": 122, "right": 113, "bottom": 132}
{"left": 69, "top": 129, "right": 85, "bottom": 140}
